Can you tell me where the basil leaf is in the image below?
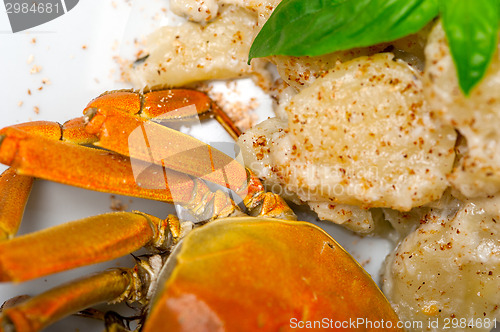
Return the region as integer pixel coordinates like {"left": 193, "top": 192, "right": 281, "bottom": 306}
{"left": 440, "top": 0, "right": 499, "bottom": 95}
{"left": 249, "top": 0, "right": 438, "bottom": 61}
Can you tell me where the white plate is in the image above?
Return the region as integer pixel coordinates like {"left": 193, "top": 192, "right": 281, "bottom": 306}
{"left": 0, "top": 1, "right": 392, "bottom": 331}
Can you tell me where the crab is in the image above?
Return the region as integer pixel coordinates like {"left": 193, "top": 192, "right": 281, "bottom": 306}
{"left": 0, "top": 88, "right": 401, "bottom": 331}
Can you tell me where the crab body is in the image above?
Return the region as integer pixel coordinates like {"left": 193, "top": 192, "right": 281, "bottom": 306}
{"left": 145, "top": 217, "right": 400, "bottom": 331}
{"left": 0, "top": 89, "right": 400, "bottom": 331}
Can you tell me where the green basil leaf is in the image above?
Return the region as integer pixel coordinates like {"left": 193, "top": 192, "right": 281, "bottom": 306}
{"left": 440, "top": 0, "right": 499, "bottom": 95}
{"left": 249, "top": 0, "right": 438, "bottom": 61}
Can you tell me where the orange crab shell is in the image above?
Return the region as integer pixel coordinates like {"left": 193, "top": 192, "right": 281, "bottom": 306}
{"left": 144, "top": 217, "right": 401, "bottom": 331}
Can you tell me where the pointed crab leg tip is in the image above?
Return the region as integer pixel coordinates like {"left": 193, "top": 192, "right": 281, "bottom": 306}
{"left": 130, "top": 252, "right": 140, "bottom": 260}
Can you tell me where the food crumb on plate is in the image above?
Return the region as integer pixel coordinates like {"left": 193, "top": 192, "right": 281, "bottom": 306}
{"left": 30, "top": 65, "right": 42, "bottom": 74}
{"left": 110, "top": 195, "right": 129, "bottom": 211}
{"left": 360, "top": 258, "right": 371, "bottom": 267}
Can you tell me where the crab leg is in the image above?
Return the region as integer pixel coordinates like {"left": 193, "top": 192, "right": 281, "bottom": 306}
{"left": 0, "top": 168, "right": 33, "bottom": 240}
{"left": 0, "top": 268, "right": 135, "bottom": 332}
{"left": 0, "top": 120, "right": 91, "bottom": 240}
{"left": 0, "top": 127, "right": 245, "bottom": 221}
{"left": 85, "top": 106, "right": 248, "bottom": 193}
{"left": 1, "top": 121, "right": 62, "bottom": 141}
{"left": 86, "top": 89, "right": 241, "bottom": 139}
{"left": 0, "top": 117, "right": 293, "bottom": 222}
{"left": 0, "top": 118, "right": 98, "bottom": 146}
{"left": 61, "top": 117, "right": 99, "bottom": 144}
{"left": 0, "top": 127, "right": 195, "bottom": 204}
{"left": 83, "top": 106, "right": 296, "bottom": 219}
{"left": 0, "top": 211, "right": 171, "bottom": 282}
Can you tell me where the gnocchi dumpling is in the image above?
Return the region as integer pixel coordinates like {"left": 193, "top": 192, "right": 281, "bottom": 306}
{"left": 270, "top": 26, "right": 431, "bottom": 90}
{"left": 170, "top": 0, "right": 281, "bottom": 25}
{"left": 382, "top": 195, "right": 500, "bottom": 331}
{"left": 130, "top": 5, "right": 268, "bottom": 88}
{"left": 241, "top": 54, "right": 456, "bottom": 213}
